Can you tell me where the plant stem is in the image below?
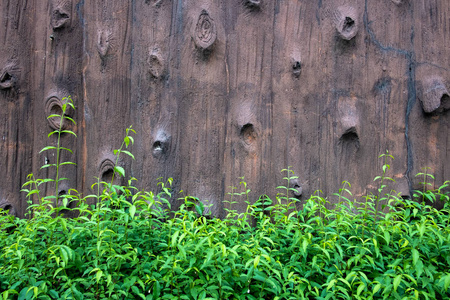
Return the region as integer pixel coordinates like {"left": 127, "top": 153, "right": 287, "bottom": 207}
{"left": 54, "top": 119, "right": 62, "bottom": 212}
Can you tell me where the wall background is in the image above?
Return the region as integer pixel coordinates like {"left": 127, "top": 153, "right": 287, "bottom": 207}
{"left": 1, "top": 0, "right": 449, "bottom": 217}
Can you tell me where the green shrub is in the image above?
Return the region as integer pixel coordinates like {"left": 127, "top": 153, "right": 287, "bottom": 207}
{"left": 0, "top": 98, "right": 449, "bottom": 299}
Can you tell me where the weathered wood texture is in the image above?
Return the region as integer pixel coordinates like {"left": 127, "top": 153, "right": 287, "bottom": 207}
{"left": 1, "top": 0, "right": 449, "bottom": 217}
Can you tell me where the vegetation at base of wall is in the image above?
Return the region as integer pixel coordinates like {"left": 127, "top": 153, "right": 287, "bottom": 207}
{"left": 1, "top": 98, "right": 450, "bottom": 300}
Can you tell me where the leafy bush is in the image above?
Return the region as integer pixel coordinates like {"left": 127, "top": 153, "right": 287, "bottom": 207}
{"left": 1, "top": 97, "right": 449, "bottom": 299}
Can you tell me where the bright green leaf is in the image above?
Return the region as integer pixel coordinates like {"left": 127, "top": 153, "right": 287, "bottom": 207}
{"left": 444, "top": 274, "right": 450, "bottom": 291}
{"left": 373, "top": 283, "right": 381, "bottom": 294}
{"left": 393, "top": 275, "right": 402, "bottom": 291}
{"left": 39, "top": 146, "right": 57, "bottom": 153}
{"left": 357, "top": 283, "right": 365, "bottom": 296}
{"left": 412, "top": 249, "right": 419, "bottom": 266}
{"left": 121, "top": 150, "right": 135, "bottom": 160}
{"left": 96, "top": 269, "right": 103, "bottom": 283}
{"left": 114, "top": 166, "right": 125, "bottom": 177}
{"left": 254, "top": 255, "right": 261, "bottom": 269}
{"left": 130, "top": 205, "right": 136, "bottom": 218}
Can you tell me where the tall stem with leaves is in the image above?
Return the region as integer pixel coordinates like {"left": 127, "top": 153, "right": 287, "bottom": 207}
{"left": 276, "top": 166, "right": 300, "bottom": 217}
{"left": 110, "top": 126, "right": 136, "bottom": 188}
{"left": 40, "top": 96, "right": 76, "bottom": 212}
{"left": 373, "top": 150, "right": 394, "bottom": 225}
{"left": 415, "top": 167, "right": 434, "bottom": 204}
{"left": 334, "top": 181, "right": 351, "bottom": 235}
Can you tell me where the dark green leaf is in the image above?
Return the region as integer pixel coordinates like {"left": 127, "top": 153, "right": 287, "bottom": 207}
{"left": 18, "top": 287, "right": 33, "bottom": 300}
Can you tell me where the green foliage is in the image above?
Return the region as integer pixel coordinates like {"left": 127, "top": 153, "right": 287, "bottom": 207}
{"left": 1, "top": 99, "right": 450, "bottom": 299}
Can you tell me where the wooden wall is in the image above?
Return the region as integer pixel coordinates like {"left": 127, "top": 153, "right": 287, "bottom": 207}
{"left": 1, "top": 0, "right": 449, "bottom": 217}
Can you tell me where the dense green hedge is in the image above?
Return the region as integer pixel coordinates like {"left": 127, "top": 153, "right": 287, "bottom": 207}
{"left": 1, "top": 169, "right": 449, "bottom": 299}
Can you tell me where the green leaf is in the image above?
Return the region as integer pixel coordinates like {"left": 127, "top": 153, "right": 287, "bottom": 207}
{"left": 357, "top": 283, "right": 365, "bottom": 296}
{"left": 418, "top": 222, "right": 426, "bottom": 237}
{"left": 10, "top": 281, "right": 22, "bottom": 291}
{"left": 61, "top": 130, "right": 77, "bottom": 137}
{"left": 326, "top": 279, "right": 336, "bottom": 290}
{"left": 153, "top": 281, "right": 161, "bottom": 299}
{"left": 177, "top": 244, "right": 186, "bottom": 260}
{"left": 393, "top": 275, "right": 402, "bottom": 291}
{"left": 121, "top": 150, "right": 135, "bottom": 160}
{"left": 114, "top": 166, "right": 125, "bottom": 177}
{"left": 220, "top": 243, "right": 226, "bottom": 257}
{"left": 18, "top": 287, "right": 33, "bottom": 300}
{"left": 2, "top": 291, "right": 9, "bottom": 300}
{"left": 60, "top": 247, "right": 69, "bottom": 266}
{"left": 412, "top": 249, "right": 419, "bottom": 266}
{"left": 71, "top": 284, "right": 83, "bottom": 300}
{"left": 201, "top": 248, "right": 214, "bottom": 270}
{"left": 53, "top": 267, "right": 64, "bottom": 278}
{"left": 131, "top": 286, "right": 142, "bottom": 297}
{"left": 130, "top": 205, "right": 136, "bottom": 218}
{"left": 302, "top": 238, "right": 309, "bottom": 253}
{"left": 337, "top": 278, "right": 351, "bottom": 289}
{"left": 254, "top": 255, "right": 261, "bottom": 269}
{"left": 415, "top": 260, "right": 424, "bottom": 278}
{"left": 60, "top": 162, "right": 77, "bottom": 166}
{"left": 40, "top": 164, "right": 57, "bottom": 169}
{"left": 191, "top": 287, "right": 201, "bottom": 300}
{"left": 47, "top": 114, "right": 62, "bottom": 119}
{"left": 39, "top": 146, "right": 57, "bottom": 153}
{"left": 373, "top": 283, "right": 381, "bottom": 294}
{"left": 60, "top": 147, "right": 73, "bottom": 153}
{"left": 195, "top": 203, "right": 204, "bottom": 216}
{"left": 25, "top": 190, "right": 41, "bottom": 197}
{"left": 384, "top": 231, "right": 390, "bottom": 245}
{"left": 253, "top": 273, "right": 266, "bottom": 283}
{"left": 171, "top": 231, "right": 180, "bottom": 248}
{"left": 444, "top": 274, "right": 450, "bottom": 291}
{"left": 64, "top": 116, "right": 76, "bottom": 124}
{"left": 49, "top": 290, "right": 59, "bottom": 299}
{"left": 96, "top": 270, "right": 103, "bottom": 283}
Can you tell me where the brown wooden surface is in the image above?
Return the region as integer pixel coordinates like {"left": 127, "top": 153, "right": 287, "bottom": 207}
{"left": 1, "top": 0, "right": 449, "bottom": 217}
